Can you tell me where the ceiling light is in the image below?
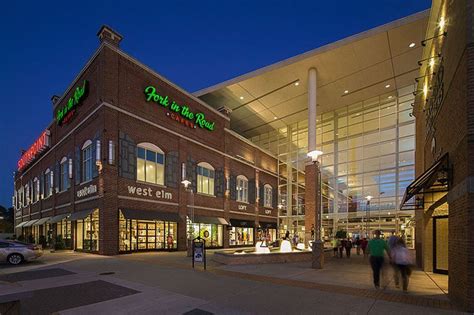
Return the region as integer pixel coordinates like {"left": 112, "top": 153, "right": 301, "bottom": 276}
{"left": 429, "top": 59, "right": 435, "bottom": 68}
{"left": 294, "top": 81, "right": 300, "bottom": 86}
{"left": 385, "top": 84, "right": 390, "bottom": 88}
{"left": 344, "top": 90, "right": 349, "bottom": 94}
{"left": 273, "top": 116, "right": 277, "bottom": 120}
{"left": 239, "top": 96, "right": 244, "bottom": 100}
{"left": 409, "top": 42, "right": 416, "bottom": 48}
{"left": 388, "top": 96, "right": 393, "bottom": 99}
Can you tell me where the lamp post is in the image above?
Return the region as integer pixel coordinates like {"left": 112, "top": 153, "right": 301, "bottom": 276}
{"left": 365, "top": 195, "right": 372, "bottom": 239}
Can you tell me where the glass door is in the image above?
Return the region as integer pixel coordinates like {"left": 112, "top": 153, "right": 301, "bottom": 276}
{"left": 433, "top": 216, "right": 448, "bottom": 274}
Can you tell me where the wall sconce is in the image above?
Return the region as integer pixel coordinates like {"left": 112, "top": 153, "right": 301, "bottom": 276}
{"left": 421, "top": 31, "right": 447, "bottom": 46}
{"left": 95, "top": 140, "right": 101, "bottom": 162}
{"left": 68, "top": 158, "right": 73, "bottom": 179}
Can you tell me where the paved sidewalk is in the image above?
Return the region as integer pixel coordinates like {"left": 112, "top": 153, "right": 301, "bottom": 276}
{"left": 0, "top": 250, "right": 464, "bottom": 314}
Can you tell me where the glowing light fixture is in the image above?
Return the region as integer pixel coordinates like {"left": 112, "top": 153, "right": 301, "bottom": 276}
{"left": 439, "top": 17, "right": 446, "bottom": 30}
{"left": 365, "top": 195, "right": 373, "bottom": 201}
{"left": 385, "top": 84, "right": 390, "bottom": 88}
{"left": 388, "top": 96, "right": 393, "bottom": 99}
{"left": 344, "top": 90, "right": 349, "bottom": 94}
{"left": 240, "top": 96, "right": 244, "bottom": 100}
{"left": 307, "top": 150, "right": 323, "bottom": 161}
{"left": 409, "top": 42, "right": 416, "bottom": 48}
{"left": 273, "top": 116, "right": 277, "bottom": 120}
{"left": 294, "top": 81, "right": 300, "bottom": 86}
{"left": 429, "top": 58, "right": 435, "bottom": 68}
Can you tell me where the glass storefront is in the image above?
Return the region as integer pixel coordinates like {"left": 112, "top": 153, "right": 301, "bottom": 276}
{"left": 251, "top": 85, "right": 416, "bottom": 243}
{"left": 57, "top": 219, "right": 72, "bottom": 248}
{"left": 188, "top": 221, "right": 223, "bottom": 248}
{"left": 75, "top": 209, "right": 99, "bottom": 252}
{"left": 119, "top": 211, "right": 178, "bottom": 252}
{"left": 230, "top": 227, "right": 254, "bottom": 246}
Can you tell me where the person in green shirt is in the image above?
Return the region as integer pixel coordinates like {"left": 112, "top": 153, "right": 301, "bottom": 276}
{"left": 368, "top": 230, "right": 391, "bottom": 289}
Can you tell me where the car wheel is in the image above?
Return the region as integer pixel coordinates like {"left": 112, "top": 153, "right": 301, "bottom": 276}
{"left": 7, "top": 254, "right": 23, "bottom": 265}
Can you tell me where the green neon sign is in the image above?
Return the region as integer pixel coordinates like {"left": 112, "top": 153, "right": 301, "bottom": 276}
{"left": 56, "top": 80, "right": 88, "bottom": 125}
{"left": 144, "top": 86, "right": 215, "bottom": 131}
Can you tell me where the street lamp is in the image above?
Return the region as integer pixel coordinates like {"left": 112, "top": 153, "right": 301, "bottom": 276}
{"left": 365, "top": 195, "right": 373, "bottom": 239}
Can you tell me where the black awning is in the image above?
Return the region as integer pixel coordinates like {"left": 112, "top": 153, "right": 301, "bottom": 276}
{"left": 192, "top": 215, "right": 228, "bottom": 225}
{"left": 69, "top": 209, "right": 94, "bottom": 221}
{"left": 33, "top": 217, "right": 52, "bottom": 226}
{"left": 259, "top": 221, "right": 277, "bottom": 229}
{"left": 121, "top": 209, "right": 181, "bottom": 222}
{"left": 400, "top": 153, "right": 450, "bottom": 210}
{"left": 50, "top": 213, "right": 71, "bottom": 223}
{"left": 230, "top": 219, "right": 255, "bottom": 228}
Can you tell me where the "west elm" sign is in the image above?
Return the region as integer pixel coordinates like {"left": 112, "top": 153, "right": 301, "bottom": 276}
{"left": 127, "top": 185, "right": 173, "bottom": 200}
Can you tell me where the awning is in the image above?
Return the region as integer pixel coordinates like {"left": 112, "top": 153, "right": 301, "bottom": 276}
{"left": 120, "top": 209, "right": 180, "bottom": 222}
{"left": 400, "top": 153, "right": 450, "bottom": 210}
{"left": 49, "top": 213, "right": 71, "bottom": 223}
{"left": 192, "top": 215, "right": 229, "bottom": 225}
{"left": 23, "top": 220, "right": 39, "bottom": 227}
{"left": 33, "top": 217, "right": 52, "bottom": 226}
{"left": 69, "top": 209, "right": 94, "bottom": 221}
{"left": 259, "top": 221, "right": 277, "bottom": 229}
{"left": 15, "top": 221, "right": 28, "bottom": 228}
{"left": 230, "top": 219, "right": 256, "bottom": 228}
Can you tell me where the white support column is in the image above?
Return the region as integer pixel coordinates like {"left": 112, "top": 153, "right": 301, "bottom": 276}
{"left": 307, "top": 68, "right": 322, "bottom": 161}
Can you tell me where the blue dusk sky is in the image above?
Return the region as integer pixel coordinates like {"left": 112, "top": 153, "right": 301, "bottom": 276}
{"left": 0, "top": 0, "right": 430, "bottom": 207}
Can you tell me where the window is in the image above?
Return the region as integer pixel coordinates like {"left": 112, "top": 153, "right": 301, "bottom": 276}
{"left": 44, "top": 169, "right": 52, "bottom": 198}
{"left": 236, "top": 175, "right": 248, "bottom": 203}
{"left": 82, "top": 140, "right": 93, "bottom": 182}
{"left": 59, "top": 157, "right": 69, "bottom": 191}
{"left": 76, "top": 209, "right": 99, "bottom": 251}
{"left": 264, "top": 184, "right": 273, "bottom": 208}
{"left": 197, "top": 162, "right": 215, "bottom": 195}
{"left": 136, "top": 143, "right": 165, "bottom": 185}
{"left": 230, "top": 227, "right": 254, "bottom": 246}
{"left": 32, "top": 177, "right": 39, "bottom": 203}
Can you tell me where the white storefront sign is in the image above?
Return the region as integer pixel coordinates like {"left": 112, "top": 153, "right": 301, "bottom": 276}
{"left": 76, "top": 184, "right": 97, "bottom": 198}
{"left": 127, "top": 185, "right": 173, "bottom": 200}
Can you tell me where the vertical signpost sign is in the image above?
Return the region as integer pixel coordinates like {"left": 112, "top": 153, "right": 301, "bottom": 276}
{"left": 192, "top": 236, "right": 206, "bottom": 270}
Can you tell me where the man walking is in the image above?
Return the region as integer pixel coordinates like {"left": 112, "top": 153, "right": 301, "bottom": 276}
{"left": 387, "top": 231, "right": 400, "bottom": 287}
{"left": 368, "top": 230, "right": 390, "bottom": 289}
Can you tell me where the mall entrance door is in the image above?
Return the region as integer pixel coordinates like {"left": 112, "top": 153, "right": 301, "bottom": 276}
{"left": 433, "top": 216, "right": 448, "bottom": 274}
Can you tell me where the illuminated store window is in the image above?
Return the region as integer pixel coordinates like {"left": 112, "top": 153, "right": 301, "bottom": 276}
{"left": 44, "top": 168, "right": 52, "bottom": 198}
{"left": 197, "top": 162, "right": 215, "bottom": 195}
{"left": 76, "top": 209, "right": 99, "bottom": 252}
{"left": 236, "top": 175, "right": 248, "bottom": 202}
{"left": 56, "top": 219, "right": 72, "bottom": 249}
{"left": 187, "top": 218, "right": 223, "bottom": 248}
{"left": 136, "top": 143, "right": 165, "bottom": 185}
{"left": 82, "top": 140, "right": 93, "bottom": 182}
{"left": 59, "top": 157, "right": 68, "bottom": 191}
{"left": 230, "top": 227, "right": 254, "bottom": 246}
{"left": 264, "top": 184, "right": 273, "bottom": 208}
{"left": 119, "top": 211, "right": 178, "bottom": 252}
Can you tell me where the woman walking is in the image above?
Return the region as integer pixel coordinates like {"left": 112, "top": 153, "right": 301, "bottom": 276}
{"left": 391, "top": 238, "right": 412, "bottom": 292}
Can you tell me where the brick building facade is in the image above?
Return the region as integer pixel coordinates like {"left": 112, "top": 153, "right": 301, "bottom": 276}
{"left": 13, "top": 26, "right": 278, "bottom": 256}
{"left": 407, "top": 0, "right": 474, "bottom": 311}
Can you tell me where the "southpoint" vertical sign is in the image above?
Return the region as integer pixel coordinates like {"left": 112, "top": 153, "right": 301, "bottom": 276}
{"left": 144, "top": 86, "right": 215, "bottom": 131}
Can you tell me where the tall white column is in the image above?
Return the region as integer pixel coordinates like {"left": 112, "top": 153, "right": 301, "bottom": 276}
{"left": 307, "top": 68, "right": 321, "bottom": 161}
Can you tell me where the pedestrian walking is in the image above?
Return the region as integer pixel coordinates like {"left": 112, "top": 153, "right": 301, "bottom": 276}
{"left": 355, "top": 237, "right": 361, "bottom": 255}
{"left": 338, "top": 239, "right": 345, "bottom": 258}
{"left": 368, "top": 230, "right": 390, "bottom": 289}
{"left": 391, "top": 238, "right": 412, "bottom": 292}
{"left": 360, "top": 238, "right": 368, "bottom": 257}
{"left": 331, "top": 238, "right": 338, "bottom": 257}
{"left": 387, "top": 232, "right": 400, "bottom": 288}
{"left": 344, "top": 238, "right": 352, "bottom": 258}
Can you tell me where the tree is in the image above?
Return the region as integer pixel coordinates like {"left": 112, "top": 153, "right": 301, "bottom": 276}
{"left": 0, "top": 205, "right": 14, "bottom": 233}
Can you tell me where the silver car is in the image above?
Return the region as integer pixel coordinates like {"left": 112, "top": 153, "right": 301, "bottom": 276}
{"left": 0, "top": 240, "right": 43, "bottom": 265}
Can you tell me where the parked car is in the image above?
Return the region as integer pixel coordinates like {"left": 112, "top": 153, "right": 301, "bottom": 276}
{"left": 0, "top": 240, "right": 43, "bottom": 265}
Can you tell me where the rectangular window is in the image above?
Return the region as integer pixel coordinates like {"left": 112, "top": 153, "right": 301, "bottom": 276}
{"left": 60, "top": 162, "right": 68, "bottom": 191}
{"left": 264, "top": 186, "right": 273, "bottom": 208}
{"left": 237, "top": 177, "right": 248, "bottom": 203}
{"left": 44, "top": 172, "right": 51, "bottom": 198}
{"left": 82, "top": 145, "right": 93, "bottom": 182}
{"left": 197, "top": 165, "right": 215, "bottom": 195}
{"left": 136, "top": 147, "right": 164, "bottom": 185}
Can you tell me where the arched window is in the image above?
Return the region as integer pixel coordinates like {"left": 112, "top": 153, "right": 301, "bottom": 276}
{"left": 59, "top": 157, "right": 68, "bottom": 191}
{"left": 236, "top": 175, "right": 248, "bottom": 203}
{"left": 82, "top": 140, "right": 93, "bottom": 182}
{"left": 197, "top": 162, "right": 215, "bottom": 195}
{"left": 264, "top": 184, "right": 273, "bottom": 208}
{"left": 32, "top": 177, "right": 39, "bottom": 203}
{"left": 137, "top": 143, "right": 165, "bottom": 185}
{"left": 44, "top": 168, "right": 52, "bottom": 198}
